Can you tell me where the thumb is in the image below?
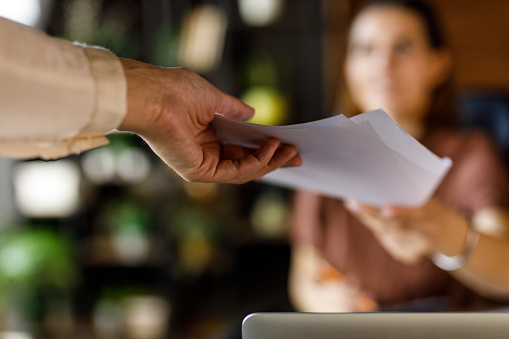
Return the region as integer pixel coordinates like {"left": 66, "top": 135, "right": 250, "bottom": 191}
{"left": 216, "top": 92, "right": 255, "bottom": 121}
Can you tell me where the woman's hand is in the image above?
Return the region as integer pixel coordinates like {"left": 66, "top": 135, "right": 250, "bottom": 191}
{"left": 289, "top": 245, "right": 378, "bottom": 312}
{"left": 344, "top": 198, "right": 470, "bottom": 265}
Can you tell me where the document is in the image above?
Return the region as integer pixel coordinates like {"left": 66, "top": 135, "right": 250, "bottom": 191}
{"left": 212, "top": 108, "right": 452, "bottom": 207}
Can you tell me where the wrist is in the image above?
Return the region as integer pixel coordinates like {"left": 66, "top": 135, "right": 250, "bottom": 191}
{"left": 426, "top": 207, "right": 480, "bottom": 271}
{"left": 117, "top": 58, "right": 157, "bottom": 135}
{"left": 432, "top": 209, "right": 471, "bottom": 257}
{"left": 432, "top": 224, "right": 480, "bottom": 271}
{"left": 430, "top": 211, "right": 480, "bottom": 271}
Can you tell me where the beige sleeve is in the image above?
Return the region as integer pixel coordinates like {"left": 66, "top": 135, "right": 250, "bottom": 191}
{"left": 0, "top": 17, "right": 126, "bottom": 160}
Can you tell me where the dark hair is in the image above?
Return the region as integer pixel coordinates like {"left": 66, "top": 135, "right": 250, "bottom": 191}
{"left": 355, "top": 0, "right": 446, "bottom": 49}
{"left": 339, "top": 0, "right": 457, "bottom": 131}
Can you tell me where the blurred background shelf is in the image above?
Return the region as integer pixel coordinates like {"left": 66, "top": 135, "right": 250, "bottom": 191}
{"left": 0, "top": 1, "right": 324, "bottom": 338}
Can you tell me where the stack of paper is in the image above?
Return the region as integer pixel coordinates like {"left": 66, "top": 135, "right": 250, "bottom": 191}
{"left": 212, "top": 108, "right": 452, "bottom": 207}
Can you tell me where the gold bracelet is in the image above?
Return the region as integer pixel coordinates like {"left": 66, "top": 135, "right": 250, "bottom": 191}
{"left": 431, "top": 226, "right": 480, "bottom": 271}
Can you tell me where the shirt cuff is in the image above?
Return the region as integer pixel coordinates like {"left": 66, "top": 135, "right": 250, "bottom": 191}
{"left": 0, "top": 136, "right": 110, "bottom": 160}
{"left": 80, "top": 46, "right": 127, "bottom": 136}
{"left": 0, "top": 47, "right": 126, "bottom": 160}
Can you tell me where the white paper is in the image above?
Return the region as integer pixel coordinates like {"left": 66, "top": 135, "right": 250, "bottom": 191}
{"left": 212, "top": 108, "right": 452, "bottom": 207}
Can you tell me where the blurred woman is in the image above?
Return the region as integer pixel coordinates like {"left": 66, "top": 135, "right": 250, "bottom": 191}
{"left": 289, "top": 0, "right": 509, "bottom": 312}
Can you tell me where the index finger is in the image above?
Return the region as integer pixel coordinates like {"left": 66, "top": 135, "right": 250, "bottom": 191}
{"left": 215, "top": 138, "right": 299, "bottom": 184}
{"left": 344, "top": 199, "right": 383, "bottom": 217}
{"left": 229, "top": 144, "right": 302, "bottom": 184}
{"left": 381, "top": 201, "right": 433, "bottom": 220}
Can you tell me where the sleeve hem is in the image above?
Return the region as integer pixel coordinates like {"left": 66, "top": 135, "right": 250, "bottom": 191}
{"left": 80, "top": 47, "right": 127, "bottom": 136}
{"left": 0, "top": 136, "right": 110, "bottom": 160}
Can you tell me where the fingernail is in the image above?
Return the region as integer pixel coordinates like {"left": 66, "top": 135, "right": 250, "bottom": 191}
{"left": 381, "top": 206, "right": 397, "bottom": 219}
{"left": 345, "top": 199, "right": 361, "bottom": 212}
{"left": 291, "top": 154, "right": 302, "bottom": 166}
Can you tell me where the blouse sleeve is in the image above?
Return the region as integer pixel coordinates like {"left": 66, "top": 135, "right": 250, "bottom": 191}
{"left": 452, "top": 132, "right": 509, "bottom": 212}
{"left": 0, "top": 17, "right": 126, "bottom": 160}
{"left": 289, "top": 190, "right": 324, "bottom": 247}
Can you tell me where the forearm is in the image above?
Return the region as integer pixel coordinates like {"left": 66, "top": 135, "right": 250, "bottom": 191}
{"left": 0, "top": 17, "right": 125, "bottom": 159}
{"left": 429, "top": 208, "right": 509, "bottom": 299}
{"left": 289, "top": 245, "right": 313, "bottom": 311}
{"left": 347, "top": 199, "right": 509, "bottom": 300}
{"left": 453, "top": 233, "right": 509, "bottom": 299}
{"left": 289, "top": 245, "right": 329, "bottom": 312}
{"left": 288, "top": 272, "right": 314, "bottom": 312}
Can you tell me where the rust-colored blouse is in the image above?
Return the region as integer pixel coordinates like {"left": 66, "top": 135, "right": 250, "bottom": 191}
{"left": 290, "top": 129, "right": 509, "bottom": 310}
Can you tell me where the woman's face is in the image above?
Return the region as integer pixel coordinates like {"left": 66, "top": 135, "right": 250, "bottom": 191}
{"left": 344, "top": 6, "right": 449, "bottom": 124}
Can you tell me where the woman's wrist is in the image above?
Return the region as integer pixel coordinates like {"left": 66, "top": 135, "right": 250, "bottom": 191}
{"left": 430, "top": 210, "right": 479, "bottom": 271}
{"left": 432, "top": 224, "right": 480, "bottom": 271}
{"left": 432, "top": 208, "right": 471, "bottom": 257}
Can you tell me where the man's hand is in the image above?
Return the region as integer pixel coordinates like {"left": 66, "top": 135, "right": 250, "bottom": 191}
{"left": 117, "top": 58, "right": 301, "bottom": 183}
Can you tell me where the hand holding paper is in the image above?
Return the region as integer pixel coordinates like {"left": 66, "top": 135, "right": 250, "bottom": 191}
{"left": 213, "top": 109, "right": 452, "bottom": 207}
